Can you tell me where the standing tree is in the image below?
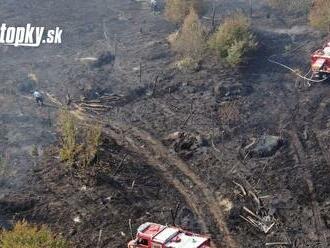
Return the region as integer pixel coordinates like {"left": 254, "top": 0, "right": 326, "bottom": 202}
{"left": 208, "top": 13, "right": 257, "bottom": 66}
{"left": 309, "top": 0, "right": 330, "bottom": 32}
{"left": 165, "top": 0, "right": 203, "bottom": 24}
{"left": 172, "top": 8, "right": 206, "bottom": 65}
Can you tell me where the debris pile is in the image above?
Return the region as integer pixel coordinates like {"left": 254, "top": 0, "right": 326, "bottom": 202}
{"left": 75, "top": 94, "right": 123, "bottom": 113}
{"left": 163, "top": 131, "right": 207, "bottom": 158}
{"left": 214, "top": 82, "right": 253, "bottom": 101}
{"left": 233, "top": 181, "right": 277, "bottom": 234}
{"left": 92, "top": 52, "right": 115, "bottom": 68}
{"left": 240, "top": 135, "right": 284, "bottom": 158}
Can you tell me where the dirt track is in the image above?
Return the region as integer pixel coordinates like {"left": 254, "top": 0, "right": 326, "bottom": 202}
{"left": 70, "top": 106, "right": 238, "bottom": 247}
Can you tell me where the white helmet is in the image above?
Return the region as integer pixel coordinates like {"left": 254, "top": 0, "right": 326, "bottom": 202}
{"left": 324, "top": 46, "right": 330, "bottom": 56}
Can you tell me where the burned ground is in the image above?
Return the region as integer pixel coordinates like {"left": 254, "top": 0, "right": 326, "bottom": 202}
{"left": 0, "top": 139, "right": 193, "bottom": 248}
{"left": 0, "top": 0, "right": 329, "bottom": 247}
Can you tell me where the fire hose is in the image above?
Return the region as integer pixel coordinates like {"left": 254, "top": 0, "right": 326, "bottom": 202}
{"left": 267, "top": 43, "right": 328, "bottom": 84}
{"left": 268, "top": 57, "right": 328, "bottom": 83}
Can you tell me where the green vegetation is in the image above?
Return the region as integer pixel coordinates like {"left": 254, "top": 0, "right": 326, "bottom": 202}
{"left": 175, "top": 57, "right": 199, "bottom": 71}
{"left": 57, "top": 109, "right": 102, "bottom": 167}
{"left": 172, "top": 8, "right": 206, "bottom": 69}
{"left": 165, "top": 0, "right": 203, "bottom": 24}
{"left": 82, "top": 124, "right": 102, "bottom": 167}
{"left": 309, "top": 0, "right": 330, "bottom": 32}
{"left": 169, "top": 7, "right": 257, "bottom": 67}
{"left": 267, "top": 0, "right": 329, "bottom": 32}
{"left": 0, "top": 221, "right": 69, "bottom": 248}
{"left": 58, "top": 110, "right": 79, "bottom": 165}
{"left": 208, "top": 13, "right": 257, "bottom": 66}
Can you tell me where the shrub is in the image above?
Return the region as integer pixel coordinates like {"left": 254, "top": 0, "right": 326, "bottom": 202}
{"left": 309, "top": 0, "right": 330, "bottom": 32}
{"left": 57, "top": 110, "right": 103, "bottom": 167}
{"left": 172, "top": 8, "right": 206, "bottom": 64}
{"left": 58, "top": 110, "right": 79, "bottom": 164}
{"left": 0, "top": 221, "right": 69, "bottom": 248}
{"left": 82, "top": 125, "right": 102, "bottom": 167}
{"left": 165, "top": 0, "right": 203, "bottom": 24}
{"left": 175, "top": 57, "right": 199, "bottom": 71}
{"left": 208, "top": 13, "right": 257, "bottom": 66}
{"left": 218, "top": 101, "right": 240, "bottom": 126}
{"left": 226, "top": 40, "right": 246, "bottom": 66}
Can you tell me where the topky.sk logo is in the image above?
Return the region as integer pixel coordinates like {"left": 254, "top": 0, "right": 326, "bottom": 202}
{"left": 0, "top": 24, "right": 63, "bottom": 47}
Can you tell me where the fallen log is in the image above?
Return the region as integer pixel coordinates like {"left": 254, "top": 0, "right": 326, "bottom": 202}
{"left": 233, "top": 181, "right": 247, "bottom": 196}
{"left": 241, "top": 207, "right": 275, "bottom": 234}
{"left": 243, "top": 207, "right": 263, "bottom": 222}
{"left": 265, "top": 242, "right": 290, "bottom": 246}
{"left": 79, "top": 103, "right": 109, "bottom": 109}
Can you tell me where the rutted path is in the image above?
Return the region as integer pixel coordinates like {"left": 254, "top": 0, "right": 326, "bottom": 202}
{"left": 288, "top": 130, "right": 329, "bottom": 248}
{"left": 278, "top": 84, "right": 330, "bottom": 247}
{"left": 312, "top": 97, "right": 330, "bottom": 168}
{"left": 69, "top": 106, "right": 238, "bottom": 248}
{"left": 118, "top": 125, "right": 238, "bottom": 248}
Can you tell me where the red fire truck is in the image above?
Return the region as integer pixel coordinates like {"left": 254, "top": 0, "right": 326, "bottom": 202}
{"left": 311, "top": 41, "right": 330, "bottom": 79}
{"left": 128, "top": 222, "right": 211, "bottom": 248}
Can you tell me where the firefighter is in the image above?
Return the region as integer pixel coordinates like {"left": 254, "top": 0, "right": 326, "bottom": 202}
{"left": 324, "top": 46, "right": 330, "bottom": 56}
{"left": 33, "top": 90, "right": 44, "bottom": 106}
{"left": 66, "top": 93, "right": 72, "bottom": 106}
{"left": 150, "top": 0, "right": 158, "bottom": 13}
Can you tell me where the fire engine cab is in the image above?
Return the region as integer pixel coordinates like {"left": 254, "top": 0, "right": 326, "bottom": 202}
{"left": 311, "top": 41, "right": 330, "bottom": 79}
{"left": 128, "top": 222, "right": 211, "bottom": 248}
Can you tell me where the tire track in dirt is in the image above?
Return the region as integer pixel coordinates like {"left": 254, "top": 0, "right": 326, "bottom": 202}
{"left": 288, "top": 130, "right": 328, "bottom": 247}
{"left": 279, "top": 85, "right": 329, "bottom": 247}
{"left": 70, "top": 107, "right": 238, "bottom": 248}
{"left": 122, "top": 126, "right": 238, "bottom": 248}
{"left": 314, "top": 133, "right": 330, "bottom": 169}
{"left": 125, "top": 136, "right": 215, "bottom": 245}
{"left": 312, "top": 97, "right": 330, "bottom": 168}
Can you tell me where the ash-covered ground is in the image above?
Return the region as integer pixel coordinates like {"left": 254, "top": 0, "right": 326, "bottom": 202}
{"left": 0, "top": 0, "right": 329, "bottom": 247}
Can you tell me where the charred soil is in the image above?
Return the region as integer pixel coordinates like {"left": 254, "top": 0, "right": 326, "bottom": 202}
{"left": 0, "top": 0, "right": 330, "bottom": 248}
